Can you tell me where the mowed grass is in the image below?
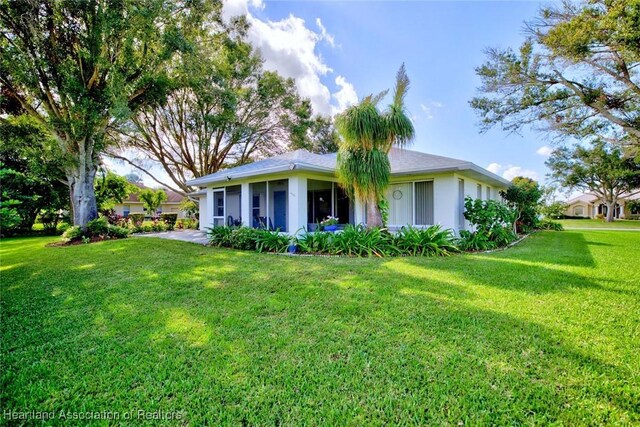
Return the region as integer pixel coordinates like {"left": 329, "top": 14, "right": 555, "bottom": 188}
{"left": 558, "top": 218, "right": 640, "bottom": 229}
{"left": 1, "top": 231, "right": 639, "bottom": 425}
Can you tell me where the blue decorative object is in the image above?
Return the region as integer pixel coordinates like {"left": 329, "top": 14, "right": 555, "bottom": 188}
{"left": 287, "top": 244, "right": 297, "bottom": 253}
{"left": 324, "top": 225, "right": 338, "bottom": 232}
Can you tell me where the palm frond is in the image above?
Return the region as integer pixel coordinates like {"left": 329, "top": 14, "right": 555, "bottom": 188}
{"left": 335, "top": 101, "right": 384, "bottom": 151}
{"left": 392, "top": 63, "right": 410, "bottom": 108}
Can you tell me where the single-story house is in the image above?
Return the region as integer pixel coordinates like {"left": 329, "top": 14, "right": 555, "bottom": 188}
{"left": 564, "top": 191, "right": 640, "bottom": 219}
{"left": 186, "top": 147, "right": 510, "bottom": 234}
{"left": 113, "top": 183, "right": 187, "bottom": 219}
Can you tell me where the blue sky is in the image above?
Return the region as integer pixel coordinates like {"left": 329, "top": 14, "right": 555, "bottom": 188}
{"left": 227, "top": 0, "right": 554, "bottom": 182}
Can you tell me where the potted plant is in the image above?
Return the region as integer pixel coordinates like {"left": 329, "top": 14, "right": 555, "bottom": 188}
{"left": 320, "top": 216, "right": 339, "bottom": 232}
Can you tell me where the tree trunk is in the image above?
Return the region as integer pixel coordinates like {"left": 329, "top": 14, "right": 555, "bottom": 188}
{"left": 605, "top": 202, "right": 615, "bottom": 222}
{"left": 68, "top": 156, "right": 98, "bottom": 228}
{"left": 366, "top": 196, "right": 383, "bottom": 228}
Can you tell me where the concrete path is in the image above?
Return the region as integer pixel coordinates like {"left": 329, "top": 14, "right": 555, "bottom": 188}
{"left": 134, "top": 230, "right": 209, "bottom": 245}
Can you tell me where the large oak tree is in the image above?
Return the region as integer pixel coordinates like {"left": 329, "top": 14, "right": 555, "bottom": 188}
{"left": 0, "top": 0, "right": 217, "bottom": 226}
{"left": 471, "top": 0, "right": 640, "bottom": 152}
{"left": 547, "top": 141, "right": 640, "bottom": 222}
{"left": 110, "top": 17, "right": 332, "bottom": 194}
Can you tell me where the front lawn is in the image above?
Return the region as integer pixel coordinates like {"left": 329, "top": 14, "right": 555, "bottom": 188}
{"left": 1, "top": 231, "right": 639, "bottom": 424}
{"left": 558, "top": 218, "right": 640, "bottom": 229}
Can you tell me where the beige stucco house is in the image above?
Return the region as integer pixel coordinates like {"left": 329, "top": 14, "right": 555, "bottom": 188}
{"left": 564, "top": 191, "right": 640, "bottom": 219}
{"left": 186, "top": 148, "right": 510, "bottom": 234}
{"left": 113, "top": 184, "right": 187, "bottom": 219}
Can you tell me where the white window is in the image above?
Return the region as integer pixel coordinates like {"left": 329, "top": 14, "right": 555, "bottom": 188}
{"left": 574, "top": 206, "right": 584, "bottom": 216}
{"left": 477, "top": 184, "right": 482, "bottom": 199}
{"left": 458, "top": 179, "right": 466, "bottom": 229}
{"left": 386, "top": 183, "right": 413, "bottom": 226}
{"left": 212, "top": 189, "right": 225, "bottom": 227}
{"left": 414, "top": 181, "right": 434, "bottom": 225}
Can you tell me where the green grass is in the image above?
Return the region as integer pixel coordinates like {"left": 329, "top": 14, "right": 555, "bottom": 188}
{"left": 558, "top": 218, "right": 640, "bottom": 229}
{"left": 1, "top": 231, "right": 639, "bottom": 425}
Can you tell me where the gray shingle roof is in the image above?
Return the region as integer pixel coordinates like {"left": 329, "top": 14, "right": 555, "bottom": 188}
{"left": 186, "top": 147, "right": 510, "bottom": 187}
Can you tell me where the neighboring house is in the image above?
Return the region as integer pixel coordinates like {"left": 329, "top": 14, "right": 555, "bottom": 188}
{"left": 113, "top": 184, "right": 187, "bottom": 219}
{"left": 186, "top": 148, "right": 510, "bottom": 234}
{"left": 564, "top": 191, "right": 640, "bottom": 219}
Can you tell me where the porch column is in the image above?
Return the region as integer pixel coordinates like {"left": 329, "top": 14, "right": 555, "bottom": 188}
{"left": 240, "top": 182, "right": 250, "bottom": 227}
{"left": 354, "top": 198, "right": 365, "bottom": 226}
{"left": 198, "top": 193, "right": 208, "bottom": 231}
{"left": 288, "top": 175, "right": 307, "bottom": 234}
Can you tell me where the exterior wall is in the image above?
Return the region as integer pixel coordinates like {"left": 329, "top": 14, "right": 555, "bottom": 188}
{"left": 196, "top": 170, "right": 508, "bottom": 234}
{"left": 564, "top": 202, "right": 592, "bottom": 218}
{"left": 198, "top": 196, "right": 208, "bottom": 231}
{"left": 113, "top": 203, "right": 185, "bottom": 218}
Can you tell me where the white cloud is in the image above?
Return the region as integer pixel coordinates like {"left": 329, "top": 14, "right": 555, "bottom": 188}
{"left": 486, "top": 162, "right": 502, "bottom": 174}
{"left": 332, "top": 75, "right": 358, "bottom": 114}
{"left": 222, "top": 0, "right": 352, "bottom": 116}
{"left": 222, "top": 0, "right": 264, "bottom": 20}
{"left": 316, "top": 18, "right": 335, "bottom": 48}
{"left": 536, "top": 145, "right": 554, "bottom": 156}
{"left": 419, "top": 101, "right": 443, "bottom": 120}
{"left": 485, "top": 163, "right": 540, "bottom": 181}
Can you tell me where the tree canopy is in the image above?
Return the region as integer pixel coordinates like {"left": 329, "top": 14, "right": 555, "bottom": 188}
{"left": 546, "top": 140, "right": 640, "bottom": 221}
{"left": 0, "top": 0, "right": 219, "bottom": 226}
{"left": 109, "top": 14, "right": 331, "bottom": 194}
{"left": 95, "top": 172, "right": 135, "bottom": 214}
{"left": 471, "top": 0, "right": 640, "bottom": 152}
{"left": 138, "top": 188, "right": 168, "bottom": 219}
{"left": 500, "top": 177, "right": 543, "bottom": 232}
{"left": 0, "top": 115, "right": 69, "bottom": 232}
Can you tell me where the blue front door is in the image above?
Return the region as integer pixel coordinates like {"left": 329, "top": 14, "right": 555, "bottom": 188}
{"left": 273, "top": 191, "right": 287, "bottom": 232}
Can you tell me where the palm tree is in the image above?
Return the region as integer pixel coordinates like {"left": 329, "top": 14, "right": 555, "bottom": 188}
{"left": 336, "top": 64, "right": 415, "bottom": 228}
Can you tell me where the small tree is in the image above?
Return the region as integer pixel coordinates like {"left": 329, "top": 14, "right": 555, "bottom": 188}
{"left": 500, "top": 177, "right": 543, "bottom": 233}
{"left": 540, "top": 201, "right": 567, "bottom": 219}
{"left": 626, "top": 199, "right": 640, "bottom": 216}
{"left": 138, "top": 189, "right": 167, "bottom": 219}
{"left": 95, "top": 172, "right": 135, "bottom": 214}
{"left": 336, "top": 64, "right": 415, "bottom": 228}
{"left": 547, "top": 141, "right": 640, "bottom": 222}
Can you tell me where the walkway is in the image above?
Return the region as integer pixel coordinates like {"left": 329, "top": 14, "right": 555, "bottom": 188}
{"left": 134, "top": 230, "right": 209, "bottom": 245}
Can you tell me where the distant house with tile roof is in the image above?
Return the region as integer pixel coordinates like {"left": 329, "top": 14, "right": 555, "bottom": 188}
{"left": 186, "top": 147, "right": 511, "bottom": 234}
{"left": 113, "top": 183, "right": 187, "bottom": 219}
{"left": 564, "top": 191, "right": 640, "bottom": 219}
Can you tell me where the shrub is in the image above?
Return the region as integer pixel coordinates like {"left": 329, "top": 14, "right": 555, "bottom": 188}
{"left": 230, "top": 227, "right": 262, "bottom": 250}
{"left": 540, "top": 201, "right": 567, "bottom": 219}
{"left": 255, "top": 230, "right": 290, "bottom": 253}
{"left": 296, "top": 230, "right": 334, "bottom": 254}
{"left": 107, "top": 225, "right": 131, "bottom": 238}
{"left": 595, "top": 213, "right": 605, "bottom": 220}
{"left": 394, "top": 225, "right": 459, "bottom": 256}
{"left": 151, "top": 220, "right": 168, "bottom": 232}
{"left": 457, "top": 230, "right": 497, "bottom": 252}
{"left": 39, "top": 209, "right": 60, "bottom": 235}
{"left": 464, "top": 197, "right": 516, "bottom": 234}
{"left": 463, "top": 197, "right": 517, "bottom": 248}
{"left": 160, "top": 213, "right": 178, "bottom": 230}
{"left": 177, "top": 218, "right": 198, "bottom": 229}
{"left": 86, "top": 217, "right": 110, "bottom": 236}
{"left": 537, "top": 219, "right": 564, "bottom": 231}
{"left": 128, "top": 213, "right": 144, "bottom": 226}
{"left": 330, "top": 225, "right": 397, "bottom": 257}
{"left": 207, "top": 226, "right": 234, "bottom": 247}
{"left": 62, "top": 225, "right": 84, "bottom": 242}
